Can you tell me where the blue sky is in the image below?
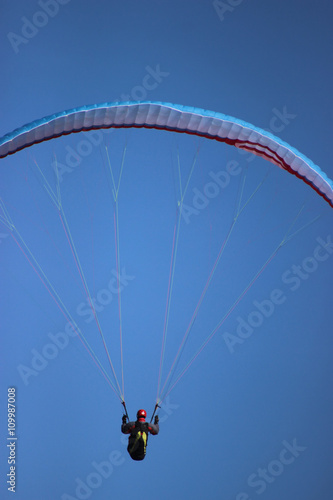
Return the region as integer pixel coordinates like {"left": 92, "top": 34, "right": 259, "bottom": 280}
{"left": 1, "top": 1, "right": 332, "bottom": 499}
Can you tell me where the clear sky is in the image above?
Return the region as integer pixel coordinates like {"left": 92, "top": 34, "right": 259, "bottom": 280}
{"left": 1, "top": 1, "right": 332, "bottom": 499}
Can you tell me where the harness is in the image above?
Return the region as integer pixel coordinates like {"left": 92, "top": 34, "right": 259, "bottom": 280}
{"left": 128, "top": 421, "right": 149, "bottom": 461}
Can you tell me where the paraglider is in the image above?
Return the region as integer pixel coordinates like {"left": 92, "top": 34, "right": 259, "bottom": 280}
{"left": 121, "top": 409, "right": 159, "bottom": 461}
{"left": 1, "top": 101, "right": 332, "bottom": 450}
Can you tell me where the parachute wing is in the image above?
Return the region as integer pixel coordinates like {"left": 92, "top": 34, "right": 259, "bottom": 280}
{"left": 0, "top": 101, "right": 332, "bottom": 207}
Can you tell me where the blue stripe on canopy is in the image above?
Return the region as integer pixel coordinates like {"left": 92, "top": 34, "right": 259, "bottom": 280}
{"left": 0, "top": 101, "right": 332, "bottom": 207}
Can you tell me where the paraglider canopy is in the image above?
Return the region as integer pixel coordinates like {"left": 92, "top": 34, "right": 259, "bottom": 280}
{"left": 0, "top": 101, "right": 332, "bottom": 207}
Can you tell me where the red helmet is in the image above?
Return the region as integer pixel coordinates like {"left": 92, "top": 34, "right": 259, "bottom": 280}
{"left": 137, "top": 409, "right": 147, "bottom": 419}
